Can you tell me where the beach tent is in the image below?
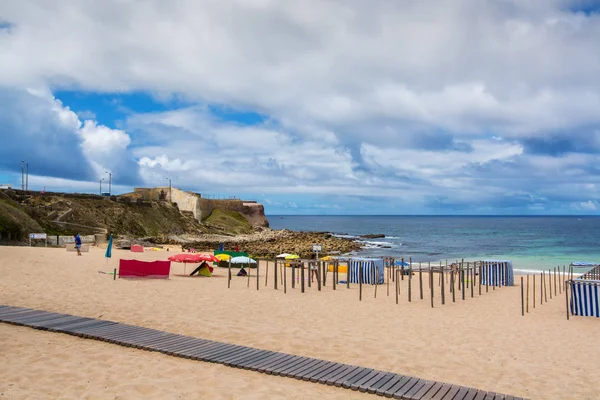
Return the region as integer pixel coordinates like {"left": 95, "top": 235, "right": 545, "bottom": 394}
{"left": 569, "top": 263, "right": 600, "bottom": 318}
{"left": 348, "top": 258, "right": 384, "bottom": 285}
{"left": 196, "top": 264, "right": 213, "bottom": 277}
{"left": 480, "top": 260, "right": 514, "bottom": 286}
{"left": 119, "top": 259, "right": 170, "bottom": 278}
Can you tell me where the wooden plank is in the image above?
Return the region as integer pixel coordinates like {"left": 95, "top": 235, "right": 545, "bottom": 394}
{"left": 197, "top": 344, "right": 247, "bottom": 362}
{"left": 3, "top": 312, "right": 65, "bottom": 324}
{"left": 176, "top": 341, "right": 217, "bottom": 359}
{"left": 398, "top": 379, "right": 428, "bottom": 399}
{"left": 202, "top": 345, "right": 246, "bottom": 362}
{"left": 255, "top": 353, "right": 294, "bottom": 373}
{"left": 0, "top": 308, "right": 42, "bottom": 319}
{"left": 169, "top": 340, "right": 226, "bottom": 357}
{"left": 342, "top": 368, "right": 373, "bottom": 389}
{"left": 452, "top": 386, "right": 470, "bottom": 400}
{"left": 31, "top": 316, "right": 86, "bottom": 330}
{"left": 235, "top": 351, "right": 279, "bottom": 370}
{"left": 151, "top": 336, "right": 198, "bottom": 352}
{"left": 473, "top": 391, "right": 488, "bottom": 400}
{"left": 358, "top": 370, "right": 389, "bottom": 392}
{"left": 46, "top": 319, "right": 115, "bottom": 333}
{"left": 102, "top": 327, "right": 159, "bottom": 344}
{"left": 393, "top": 378, "right": 425, "bottom": 399}
{"left": 275, "top": 357, "right": 315, "bottom": 377}
{"left": 265, "top": 355, "right": 303, "bottom": 375}
{"left": 375, "top": 374, "right": 407, "bottom": 396}
{"left": 74, "top": 324, "right": 135, "bottom": 339}
{"left": 2, "top": 310, "right": 49, "bottom": 322}
{"left": 11, "top": 313, "right": 73, "bottom": 326}
{"left": 130, "top": 332, "right": 180, "bottom": 349}
{"left": 350, "top": 370, "right": 382, "bottom": 391}
{"left": 430, "top": 383, "right": 452, "bottom": 400}
{"left": 325, "top": 365, "right": 360, "bottom": 386}
{"left": 285, "top": 358, "right": 324, "bottom": 379}
{"left": 143, "top": 334, "right": 193, "bottom": 350}
{"left": 292, "top": 359, "right": 330, "bottom": 380}
{"left": 260, "top": 354, "right": 298, "bottom": 374}
{"left": 310, "top": 362, "right": 346, "bottom": 383}
{"left": 413, "top": 381, "right": 442, "bottom": 400}
{"left": 218, "top": 347, "right": 262, "bottom": 365}
{"left": 462, "top": 387, "right": 480, "bottom": 400}
{"left": 367, "top": 372, "right": 396, "bottom": 394}
{"left": 440, "top": 385, "right": 462, "bottom": 400}
{"left": 334, "top": 366, "right": 367, "bottom": 387}
{"left": 237, "top": 351, "right": 280, "bottom": 371}
{"left": 164, "top": 338, "right": 208, "bottom": 355}
{"left": 385, "top": 376, "right": 418, "bottom": 398}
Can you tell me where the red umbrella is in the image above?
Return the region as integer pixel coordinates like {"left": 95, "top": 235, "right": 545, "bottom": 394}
{"left": 167, "top": 253, "right": 219, "bottom": 274}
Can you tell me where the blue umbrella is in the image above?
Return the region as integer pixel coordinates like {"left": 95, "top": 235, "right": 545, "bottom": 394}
{"left": 394, "top": 260, "right": 409, "bottom": 267}
{"left": 105, "top": 234, "right": 113, "bottom": 259}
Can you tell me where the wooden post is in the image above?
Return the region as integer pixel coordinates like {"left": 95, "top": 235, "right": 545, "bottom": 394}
{"left": 419, "top": 263, "right": 423, "bottom": 300}
{"left": 256, "top": 260, "right": 260, "bottom": 291}
{"left": 301, "top": 262, "right": 305, "bottom": 293}
{"left": 283, "top": 261, "right": 287, "bottom": 293}
{"left": 408, "top": 265, "right": 412, "bottom": 302}
{"left": 401, "top": 258, "right": 405, "bottom": 280}
{"left": 247, "top": 263, "right": 251, "bottom": 288}
{"left": 347, "top": 261, "right": 350, "bottom": 289}
{"left": 543, "top": 271, "right": 547, "bottom": 303}
{"left": 274, "top": 259, "right": 278, "bottom": 290}
{"left": 387, "top": 261, "right": 390, "bottom": 296}
{"left": 292, "top": 263, "right": 295, "bottom": 289}
{"left": 526, "top": 274, "right": 529, "bottom": 313}
{"left": 430, "top": 266, "right": 434, "bottom": 308}
{"left": 113, "top": 268, "right": 116, "bottom": 281}
{"left": 374, "top": 264, "right": 378, "bottom": 298}
{"left": 333, "top": 262, "right": 337, "bottom": 291}
{"left": 548, "top": 269, "right": 552, "bottom": 300}
{"left": 307, "top": 260, "right": 311, "bottom": 289}
{"left": 265, "top": 260, "right": 269, "bottom": 287}
{"left": 359, "top": 262, "right": 362, "bottom": 301}
{"left": 478, "top": 264, "right": 482, "bottom": 295}
{"left": 521, "top": 277, "right": 524, "bottom": 316}
{"left": 565, "top": 280, "right": 570, "bottom": 320}
{"left": 470, "top": 267, "right": 474, "bottom": 298}
{"left": 540, "top": 272, "right": 543, "bottom": 305}
{"left": 486, "top": 263, "right": 489, "bottom": 293}
{"left": 317, "top": 262, "right": 322, "bottom": 292}
{"left": 451, "top": 271, "right": 455, "bottom": 303}
{"left": 556, "top": 266, "right": 559, "bottom": 295}
{"left": 228, "top": 259, "right": 232, "bottom": 289}
{"left": 461, "top": 268, "right": 465, "bottom": 300}
{"left": 395, "top": 270, "right": 399, "bottom": 304}
{"left": 323, "top": 261, "right": 327, "bottom": 287}
{"left": 441, "top": 268, "right": 445, "bottom": 305}
{"left": 533, "top": 273, "right": 536, "bottom": 308}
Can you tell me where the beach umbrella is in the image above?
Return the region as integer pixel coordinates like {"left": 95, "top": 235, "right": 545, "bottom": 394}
{"left": 168, "top": 253, "right": 208, "bottom": 274}
{"left": 215, "top": 254, "right": 231, "bottom": 261}
{"left": 284, "top": 254, "right": 300, "bottom": 260}
{"left": 394, "top": 260, "right": 409, "bottom": 267}
{"left": 276, "top": 253, "right": 292, "bottom": 258}
{"left": 320, "top": 255, "right": 335, "bottom": 261}
{"left": 196, "top": 254, "right": 220, "bottom": 263}
{"left": 104, "top": 234, "right": 113, "bottom": 259}
{"left": 230, "top": 256, "right": 257, "bottom": 264}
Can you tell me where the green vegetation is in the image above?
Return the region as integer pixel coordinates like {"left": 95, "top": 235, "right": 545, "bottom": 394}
{"left": 0, "top": 196, "right": 43, "bottom": 241}
{"left": 203, "top": 209, "right": 253, "bottom": 235}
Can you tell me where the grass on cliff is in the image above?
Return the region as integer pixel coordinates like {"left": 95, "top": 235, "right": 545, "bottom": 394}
{"left": 0, "top": 196, "right": 43, "bottom": 241}
{"left": 203, "top": 209, "right": 253, "bottom": 235}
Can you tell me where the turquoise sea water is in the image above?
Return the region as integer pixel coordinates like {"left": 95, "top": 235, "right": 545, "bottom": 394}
{"left": 268, "top": 216, "right": 600, "bottom": 273}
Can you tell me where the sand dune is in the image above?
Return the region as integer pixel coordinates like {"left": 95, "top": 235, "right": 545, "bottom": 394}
{"left": 1, "top": 246, "right": 599, "bottom": 399}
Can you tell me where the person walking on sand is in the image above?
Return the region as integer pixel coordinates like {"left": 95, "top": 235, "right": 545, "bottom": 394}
{"left": 74, "top": 234, "right": 82, "bottom": 256}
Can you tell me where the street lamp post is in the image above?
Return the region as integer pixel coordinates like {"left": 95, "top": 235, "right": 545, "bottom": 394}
{"left": 25, "top": 162, "right": 28, "bottom": 191}
{"left": 165, "top": 177, "right": 172, "bottom": 203}
{"left": 21, "top": 160, "right": 25, "bottom": 191}
{"left": 105, "top": 171, "right": 112, "bottom": 196}
{"left": 100, "top": 178, "right": 104, "bottom": 196}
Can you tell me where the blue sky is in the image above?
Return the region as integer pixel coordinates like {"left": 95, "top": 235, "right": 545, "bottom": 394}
{"left": 1, "top": 1, "right": 600, "bottom": 215}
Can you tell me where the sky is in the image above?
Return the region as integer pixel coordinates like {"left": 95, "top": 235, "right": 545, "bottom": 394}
{"left": 1, "top": 0, "right": 600, "bottom": 215}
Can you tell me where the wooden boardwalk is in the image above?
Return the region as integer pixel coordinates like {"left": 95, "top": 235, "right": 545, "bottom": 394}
{"left": 0, "top": 305, "right": 525, "bottom": 400}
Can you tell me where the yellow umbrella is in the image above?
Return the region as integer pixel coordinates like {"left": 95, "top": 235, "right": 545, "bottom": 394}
{"left": 284, "top": 254, "right": 299, "bottom": 260}
{"left": 215, "top": 254, "right": 231, "bottom": 261}
{"left": 320, "top": 255, "right": 334, "bottom": 261}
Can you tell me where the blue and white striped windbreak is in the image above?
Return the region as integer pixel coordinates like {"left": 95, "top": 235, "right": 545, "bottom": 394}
{"left": 348, "top": 259, "right": 385, "bottom": 285}
{"left": 570, "top": 281, "right": 600, "bottom": 317}
{"left": 480, "top": 260, "right": 514, "bottom": 286}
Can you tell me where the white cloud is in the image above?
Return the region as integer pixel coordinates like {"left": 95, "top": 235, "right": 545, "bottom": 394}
{"left": 1, "top": 1, "right": 600, "bottom": 213}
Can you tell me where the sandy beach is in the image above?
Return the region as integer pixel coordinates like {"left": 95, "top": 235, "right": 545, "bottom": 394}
{"left": 1, "top": 246, "right": 599, "bottom": 399}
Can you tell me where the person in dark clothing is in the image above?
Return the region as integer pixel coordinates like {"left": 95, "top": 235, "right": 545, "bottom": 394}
{"left": 74, "top": 234, "right": 82, "bottom": 256}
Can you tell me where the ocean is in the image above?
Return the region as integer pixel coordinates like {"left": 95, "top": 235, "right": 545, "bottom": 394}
{"left": 268, "top": 215, "right": 600, "bottom": 273}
